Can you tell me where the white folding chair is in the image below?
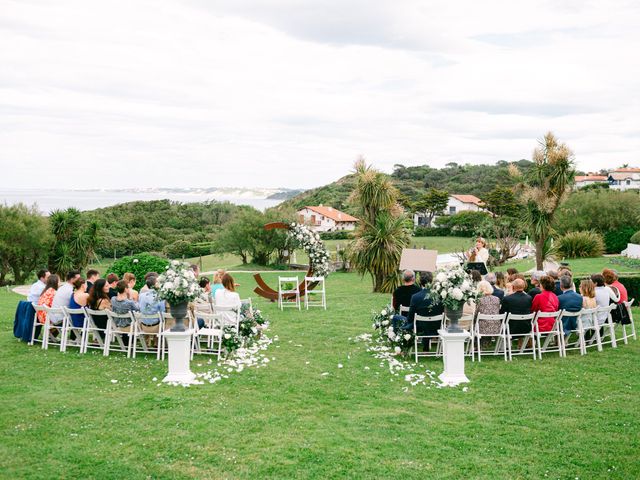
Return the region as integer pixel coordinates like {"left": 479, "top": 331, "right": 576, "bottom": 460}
{"left": 304, "top": 276, "right": 326, "bottom": 310}
{"left": 278, "top": 276, "right": 300, "bottom": 310}
{"left": 105, "top": 311, "right": 135, "bottom": 357}
{"left": 619, "top": 299, "right": 636, "bottom": 344}
{"left": 399, "top": 305, "right": 410, "bottom": 316}
{"left": 413, "top": 314, "right": 444, "bottom": 362}
{"left": 191, "top": 311, "right": 223, "bottom": 359}
{"left": 505, "top": 313, "right": 537, "bottom": 360}
{"left": 132, "top": 312, "right": 163, "bottom": 359}
{"left": 559, "top": 310, "right": 586, "bottom": 356}
{"left": 42, "top": 306, "right": 65, "bottom": 351}
{"left": 61, "top": 306, "right": 89, "bottom": 353}
{"left": 592, "top": 304, "right": 618, "bottom": 351}
{"left": 83, "top": 308, "right": 108, "bottom": 354}
{"left": 533, "top": 311, "right": 565, "bottom": 358}
{"left": 29, "top": 304, "right": 46, "bottom": 346}
{"left": 473, "top": 313, "right": 508, "bottom": 362}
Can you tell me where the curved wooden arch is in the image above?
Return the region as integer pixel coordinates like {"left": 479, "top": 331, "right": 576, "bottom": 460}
{"left": 253, "top": 222, "right": 318, "bottom": 301}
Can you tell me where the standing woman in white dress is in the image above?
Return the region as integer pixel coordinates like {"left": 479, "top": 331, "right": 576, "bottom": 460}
{"left": 214, "top": 273, "right": 241, "bottom": 325}
{"left": 467, "top": 237, "right": 489, "bottom": 264}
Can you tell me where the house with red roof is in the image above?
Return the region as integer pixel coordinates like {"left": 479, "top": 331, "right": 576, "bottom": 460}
{"left": 414, "top": 194, "right": 485, "bottom": 226}
{"left": 297, "top": 205, "right": 359, "bottom": 232}
{"left": 608, "top": 168, "right": 640, "bottom": 191}
{"left": 574, "top": 174, "right": 608, "bottom": 188}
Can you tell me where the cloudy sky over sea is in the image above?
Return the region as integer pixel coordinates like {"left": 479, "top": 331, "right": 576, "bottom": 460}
{"left": 1, "top": 0, "right": 639, "bottom": 190}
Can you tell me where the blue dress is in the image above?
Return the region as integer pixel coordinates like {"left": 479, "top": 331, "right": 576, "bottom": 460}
{"left": 69, "top": 295, "right": 86, "bottom": 327}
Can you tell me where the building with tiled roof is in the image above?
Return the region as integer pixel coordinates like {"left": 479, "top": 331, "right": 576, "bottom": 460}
{"left": 608, "top": 167, "right": 640, "bottom": 191}
{"left": 297, "top": 205, "right": 358, "bottom": 232}
{"left": 575, "top": 175, "right": 608, "bottom": 189}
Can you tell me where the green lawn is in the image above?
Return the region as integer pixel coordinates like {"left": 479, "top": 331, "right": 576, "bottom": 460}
{"left": 1, "top": 272, "right": 639, "bottom": 479}
{"left": 505, "top": 256, "right": 640, "bottom": 276}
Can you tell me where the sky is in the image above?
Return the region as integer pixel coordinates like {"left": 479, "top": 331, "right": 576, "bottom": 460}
{"left": 1, "top": 0, "right": 639, "bottom": 190}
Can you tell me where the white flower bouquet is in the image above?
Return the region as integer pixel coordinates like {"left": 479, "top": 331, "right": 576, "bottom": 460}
{"left": 430, "top": 266, "right": 476, "bottom": 310}
{"left": 289, "top": 223, "right": 331, "bottom": 277}
{"left": 156, "top": 260, "right": 202, "bottom": 305}
{"left": 371, "top": 304, "right": 413, "bottom": 354}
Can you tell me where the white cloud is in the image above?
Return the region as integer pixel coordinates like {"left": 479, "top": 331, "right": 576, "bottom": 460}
{"left": 0, "top": 0, "right": 639, "bottom": 189}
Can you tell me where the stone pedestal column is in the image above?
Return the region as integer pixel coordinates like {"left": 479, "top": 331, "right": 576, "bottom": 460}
{"left": 162, "top": 329, "right": 196, "bottom": 384}
{"left": 438, "top": 329, "right": 471, "bottom": 386}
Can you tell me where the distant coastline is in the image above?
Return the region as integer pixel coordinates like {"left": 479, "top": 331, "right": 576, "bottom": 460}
{"left": 0, "top": 187, "right": 299, "bottom": 214}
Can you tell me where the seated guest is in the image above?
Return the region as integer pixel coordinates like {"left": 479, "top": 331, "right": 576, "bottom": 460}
{"left": 528, "top": 271, "right": 544, "bottom": 300}
{"left": 580, "top": 279, "right": 597, "bottom": 309}
{"left": 470, "top": 269, "right": 482, "bottom": 284}
{"left": 110, "top": 280, "right": 139, "bottom": 329}
{"left": 547, "top": 270, "right": 563, "bottom": 296}
{"left": 495, "top": 271, "right": 506, "bottom": 291}
{"left": 531, "top": 275, "right": 559, "bottom": 332}
{"left": 87, "top": 278, "right": 111, "bottom": 338}
{"left": 138, "top": 276, "right": 165, "bottom": 315}
{"left": 139, "top": 272, "right": 159, "bottom": 293}
{"left": 484, "top": 272, "right": 504, "bottom": 300}
{"left": 506, "top": 267, "right": 518, "bottom": 277}
{"left": 194, "top": 277, "right": 213, "bottom": 328}
{"left": 211, "top": 269, "right": 226, "bottom": 298}
{"left": 28, "top": 269, "right": 50, "bottom": 303}
{"left": 123, "top": 272, "right": 139, "bottom": 301}
{"left": 69, "top": 276, "right": 90, "bottom": 329}
{"left": 475, "top": 281, "right": 501, "bottom": 345}
{"left": 592, "top": 274, "right": 619, "bottom": 325}
{"left": 106, "top": 273, "right": 119, "bottom": 299}
{"left": 37, "top": 274, "right": 59, "bottom": 325}
{"left": 214, "top": 273, "right": 241, "bottom": 325}
{"left": 602, "top": 268, "right": 628, "bottom": 303}
{"left": 504, "top": 282, "right": 514, "bottom": 296}
{"left": 51, "top": 270, "right": 80, "bottom": 324}
{"left": 557, "top": 275, "right": 583, "bottom": 336}
{"left": 85, "top": 269, "right": 100, "bottom": 294}
{"left": 501, "top": 278, "right": 533, "bottom": 339}
{"left": 190, "top": 264, "right": 200, "bottom": 279}
{"left": 404, "top": 272, "right": 444, "bottom": 348}
{"left": 392, "top": 270, "right": 421, "bottom": 312}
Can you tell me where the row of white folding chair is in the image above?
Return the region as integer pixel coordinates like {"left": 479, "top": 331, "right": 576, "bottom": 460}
{"left": 191, "top": 305, "right": 241, "bottom": 359}
{"left": 278, "top": 276, "right": 327, "bottom": 310}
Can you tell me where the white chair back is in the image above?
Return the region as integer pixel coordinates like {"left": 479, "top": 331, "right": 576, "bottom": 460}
{"left": 304, "top": 276, "right": 326, "bottom": 310}
{"left": 278, "top": 276, "right": 301, "bottom": 310}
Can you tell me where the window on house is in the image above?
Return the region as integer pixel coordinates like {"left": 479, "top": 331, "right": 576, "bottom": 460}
{"left": 627, "top": 180, "right": 631, "bottom": 185}
{"left": 449, "top": 206, "right": 456, "bottom": 214}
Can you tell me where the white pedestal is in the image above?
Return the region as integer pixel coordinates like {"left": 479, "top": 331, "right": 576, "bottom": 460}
{"left": 162, "top": 329, "right": 196, "bottom": 384}
{"left": 438, "top": 328, "right": 471, "bottom": 386}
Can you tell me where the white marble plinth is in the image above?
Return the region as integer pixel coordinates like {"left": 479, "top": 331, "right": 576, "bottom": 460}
{"left": 162, "top": 329, "right": 196, "bottom": 384}
{"left": 438, "top": 328, "right": 471, "bottom": 386}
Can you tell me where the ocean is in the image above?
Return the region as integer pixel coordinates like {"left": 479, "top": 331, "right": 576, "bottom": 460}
{"left": 0, "top": 189, "right": 282, "bottom": 214}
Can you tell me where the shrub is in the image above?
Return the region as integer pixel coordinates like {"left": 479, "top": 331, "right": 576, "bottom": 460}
{"left": 110, "top": 253, "right": 169, "bottom": 290}
{"left": 319, "top": 231, "right": 353, "bottom": 240}
{"left": 630, "top": 230, "right": 640, "bottom": 245}
{"left": 555, "top": 231, "right": 605, "bottom": 258}
{"left": 604, "top": 227, "right": 636, "bottom": 254}
{"left": 163, "top": 240, "right": 210, "bottom": 259}
{"left": 434, "top": 211, "right": 492, "bottom": 237}
{"left": 413, "top": 226, "right": 451, "bottom": 237}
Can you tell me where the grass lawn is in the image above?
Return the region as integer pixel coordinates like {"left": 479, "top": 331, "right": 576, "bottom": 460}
{"left": 1, "top": 272, "right": 639, "bottom": 479}
{"left": 505, "top": 256, "right": 640, "bottom": 276}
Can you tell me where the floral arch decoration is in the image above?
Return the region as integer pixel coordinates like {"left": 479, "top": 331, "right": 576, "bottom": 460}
{"left": 253, "top": 222, "right": 330, "bottom": 301}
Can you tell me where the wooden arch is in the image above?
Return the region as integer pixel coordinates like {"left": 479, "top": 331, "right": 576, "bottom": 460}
{"left": 253, "top": 222, "right": 317, "bottom": 301}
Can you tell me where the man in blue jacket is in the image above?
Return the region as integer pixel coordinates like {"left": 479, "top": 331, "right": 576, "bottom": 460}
{"left": 558, "top": 275, "right": 583, "bottom": 335}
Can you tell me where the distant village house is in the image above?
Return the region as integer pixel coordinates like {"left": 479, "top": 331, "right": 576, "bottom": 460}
{"left": 608, "top": 168, "right": 640, "bottom": 191}
{"left": 574, "top": 174, "right": 608, "bottom": 189}
{"left": 297, "top": 206, "right": 358, "bottom": 232}
{"left": 414, "top": 194, "right": 485, "bottom": 227}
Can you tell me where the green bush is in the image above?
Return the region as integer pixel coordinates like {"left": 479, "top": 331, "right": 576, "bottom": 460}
{"left": 434, "top": 211, "right": 492, "bottom": 237}
{"left": 630, "top": 230, "right": 640, "bottom": 244}
{"left": 163, "top": 240, "right": 210, "bottom": 259}
{"left": 319, "top": 231, "right": 353, "bottom": 240}
{"left": 555, "top": 231, "right": 605, "bottom": 258}
{"left": 413, "top": 226, "right": 451, "bottom": 237}
{"left": 110, "top": 253, "right": 169, "bottom": 290}
{"left": 604, "top": 227, "right": 636, "bottom": 254}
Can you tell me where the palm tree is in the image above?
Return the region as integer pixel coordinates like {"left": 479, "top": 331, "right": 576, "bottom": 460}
{"left": 517, "top": 132, "right": 576, "bottom": 270}
{"left": 48, "top": 208, "right": 99, "bottom": 276}
{"left": 349, "top": 158, "right": 411, "bottom": 293}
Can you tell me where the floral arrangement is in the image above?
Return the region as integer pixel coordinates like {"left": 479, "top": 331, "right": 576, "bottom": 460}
{"left": 221, "top": 325, "right": 242, "bottom": 352}
{"left": 288, "top": 223, "right": 331, "bottom": 277}
{"left": 371, "top": 304, "right": 413, "bottom": 355}
{"left": 220, "top": 303, "right": 270, "bottom": 355}
{"left": 429, "top": 266, "right": 476, "bottom": 310}
{"left": 156, "top": 260, "right": 202, "bottom": 305}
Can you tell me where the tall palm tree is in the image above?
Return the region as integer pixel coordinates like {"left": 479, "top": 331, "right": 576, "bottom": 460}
{"left": 518, "top": 132, "right": 576, "bottom": 270}
{"left": 48, "top": 208, "right": 99, "bottom": 276}
{"left": 349, "top": 158, "right": 411, "bottom": 293}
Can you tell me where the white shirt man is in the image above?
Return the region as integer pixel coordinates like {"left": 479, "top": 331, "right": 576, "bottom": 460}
{"left": 27, "top": 270, "right": 50, "bottom": 303}
{"left": 50, "top": 271, "right": 80, "bottom": 324}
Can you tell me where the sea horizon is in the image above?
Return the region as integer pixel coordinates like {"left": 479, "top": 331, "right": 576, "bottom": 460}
{"left": 0, "top": 187, "right": 284, "bottom": 214}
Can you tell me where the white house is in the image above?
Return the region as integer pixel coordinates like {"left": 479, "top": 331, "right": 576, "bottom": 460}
{"left": 297, "top": 206, "right": 358, "bottom": 232}
{"left": 414, "top": 194, "right": 484, "bottom": 226}
{"left": 574, "top": 174, "right": 608, "bottom": 189}
{"left": 608, "top": 168, "right": 640, "bottom": 191}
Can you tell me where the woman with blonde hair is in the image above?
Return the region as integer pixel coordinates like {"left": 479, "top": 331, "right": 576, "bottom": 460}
{"left": 211, "top": 269, "right": 226, "bottom": 297}
{"left": 123, "top": 272, "right": 139, "bottom": 301}
{"left": 467, "top": 237, "right": 489, "bottom": 263}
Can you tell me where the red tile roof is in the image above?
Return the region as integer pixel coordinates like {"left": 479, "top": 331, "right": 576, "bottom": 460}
{"left": 304, "top": 206, "right": 358, "bottom": 222}
{"left": 450, "top": 194, "right": 483, "bottom": 206}
{"left": 613, "top": 168, "right": 640, "bottom": 173}
{"left": 575, "top": 175, "right": 607, "bottom": 182}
